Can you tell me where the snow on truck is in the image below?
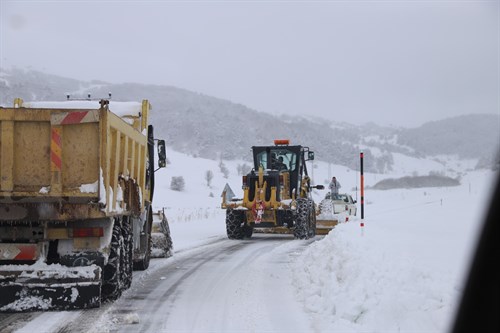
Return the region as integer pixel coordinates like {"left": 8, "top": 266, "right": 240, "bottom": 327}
{"left": 0, "top": 98, "right": 167, "bottom": 311}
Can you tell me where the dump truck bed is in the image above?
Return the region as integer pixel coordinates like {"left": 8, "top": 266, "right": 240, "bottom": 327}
{"left": 0, "top": 99, "right": 149, "bottom": 219}
{"left": 0, "top": 99, "right": 155, "bottom": 311}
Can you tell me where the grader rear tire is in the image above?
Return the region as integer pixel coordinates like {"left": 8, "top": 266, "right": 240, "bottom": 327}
{"left": 294, "top": 199, "right": 312, "bottom": 240}
{"left": 226, "top": 209, "right": 245, "bottom": 239}
{"left": 308, "top": 201, "right": 317, "bottom": 238}
{"left": 243, "top": 225, "right": 254, "bottom": 238}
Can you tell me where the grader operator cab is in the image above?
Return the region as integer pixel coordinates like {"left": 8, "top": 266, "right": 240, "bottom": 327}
{"left": 222, "top": 140, "right": 324, "bottom": 239}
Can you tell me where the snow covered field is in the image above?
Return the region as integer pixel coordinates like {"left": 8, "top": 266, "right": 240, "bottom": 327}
{"left": 148, "top": 150, "right": 496, "bottom": 332}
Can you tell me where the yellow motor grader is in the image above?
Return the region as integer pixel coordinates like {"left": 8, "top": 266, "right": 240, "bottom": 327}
{"left": 222, "top": 140, "right": 324, "bottom": 239}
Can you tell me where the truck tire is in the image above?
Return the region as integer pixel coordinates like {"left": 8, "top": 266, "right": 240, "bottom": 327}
{"left": 133, "top": 208, "right": 153, "bottom": 271}
{"left": 121, "top": 216, "right": 133, "bottom": 289}
{"left": 102, "top": 219, "right": 123, "bottom": 302}
{"left": 294, "top": 199, "right": 311, "bottom": 240}
{"left": 226, "top": 209, "right": 245, "bottom": 239}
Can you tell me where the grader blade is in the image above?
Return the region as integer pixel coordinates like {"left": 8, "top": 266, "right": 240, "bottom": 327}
{"left": 253, "top": 226, "right": 293, "bottom": 234}
{"left": 0, "top": 266, "right": 101, "bottom": 312}
{"left": 150, "top": 209, "right": 174, "bottom": 258}
{"left": 316, "top": 219, "right": 339, "bottom": 235}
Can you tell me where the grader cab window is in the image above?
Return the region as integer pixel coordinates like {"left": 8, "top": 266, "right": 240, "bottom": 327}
{"left": 256, "top": 151, "right": 268, "bottom": 169}
{"left": 277, "top": 150, "right": 297, "bottom": 172}
{"left": 256, "top": 149, "right": 297, "bottom": 172}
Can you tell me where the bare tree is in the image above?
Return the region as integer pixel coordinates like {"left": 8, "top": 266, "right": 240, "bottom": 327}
{"left": 219, "top": 160, "right": 229, "bottom": 179}
{"left": 170, "top": 176, "right": 185, "bottom": 191}
{"left": 205, "top": 170, "right": 214, "bottom": 187}
{"left": 237, "top": 163, "right": 252, "bottom": 176}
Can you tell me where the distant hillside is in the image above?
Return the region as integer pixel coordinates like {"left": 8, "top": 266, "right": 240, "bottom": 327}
{"left": 396, "top": 115, "right": 500, "bottom": 160}
{"left": 1, "top": 68, "right": 498, "bottom": 172}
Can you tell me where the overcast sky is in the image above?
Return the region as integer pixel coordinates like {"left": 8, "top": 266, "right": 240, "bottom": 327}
{"left": 1, "top": 0, "right": 498, "bottom": 127}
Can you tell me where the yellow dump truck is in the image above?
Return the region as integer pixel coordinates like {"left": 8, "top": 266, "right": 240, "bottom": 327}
{"left": 0, "top": 98, "right": 166, "bottom": 311}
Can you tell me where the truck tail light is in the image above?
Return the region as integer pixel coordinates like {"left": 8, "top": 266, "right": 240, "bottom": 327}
{"left": 73, "top": 227, "right": 104, "bottom": 238}
{"left": 242, "top": 176, "right": 247, "bottom": 185}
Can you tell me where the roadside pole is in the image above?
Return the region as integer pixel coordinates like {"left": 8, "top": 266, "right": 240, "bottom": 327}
{"left": 360, "top": 151, "right": 365, "bottom": 228}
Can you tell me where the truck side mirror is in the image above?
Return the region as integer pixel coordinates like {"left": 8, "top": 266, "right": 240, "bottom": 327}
{"left": 308, "top": 151, "right": 315, "bottom": 160}
{"left": 157, "top": 140, "right": 166, "bottom": 168}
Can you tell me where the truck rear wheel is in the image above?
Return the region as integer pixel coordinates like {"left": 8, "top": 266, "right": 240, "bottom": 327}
{"left": 121, "top": 217, "right": 133, "bottom": 289}
{"left": 226, "top": 209, "right": 245, "bottom": 239}
{"left": 102, "top": 218, "right": 123, "bottom": 302}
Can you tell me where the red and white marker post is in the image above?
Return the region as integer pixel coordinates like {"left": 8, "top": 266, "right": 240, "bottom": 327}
{"left": 360, "top": 151, "right": 365, "bottom": 228}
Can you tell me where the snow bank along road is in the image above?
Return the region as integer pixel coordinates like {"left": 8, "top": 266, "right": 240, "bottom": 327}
{"left": 0, "top": 234, "right": 319, "bottom": 333}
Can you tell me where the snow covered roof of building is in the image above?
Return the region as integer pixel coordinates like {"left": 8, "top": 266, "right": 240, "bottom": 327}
{"left": 23, "top": 101, "right": 144, "bottom": 118}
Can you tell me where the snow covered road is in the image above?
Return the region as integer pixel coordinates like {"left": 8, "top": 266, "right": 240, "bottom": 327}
{"left": 104, "top": 234, "right": 316, "bottom": 333}
{"left": 2, "top": 234, "right": 319, "bottom": 333}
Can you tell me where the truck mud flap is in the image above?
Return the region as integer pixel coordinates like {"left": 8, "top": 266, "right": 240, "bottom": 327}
{"left": 0, "top": 266, "right": 101, "bottom": 312}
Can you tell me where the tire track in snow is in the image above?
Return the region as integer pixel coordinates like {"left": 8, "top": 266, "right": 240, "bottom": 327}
{"left": 0, "top": 313, "right": 39, "bottom": 333}
{"left": 104, "top": 240, "right": 247, "bottom": 332}
{"left": 156, "top": 234, "right": 316, "bottom": 332}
